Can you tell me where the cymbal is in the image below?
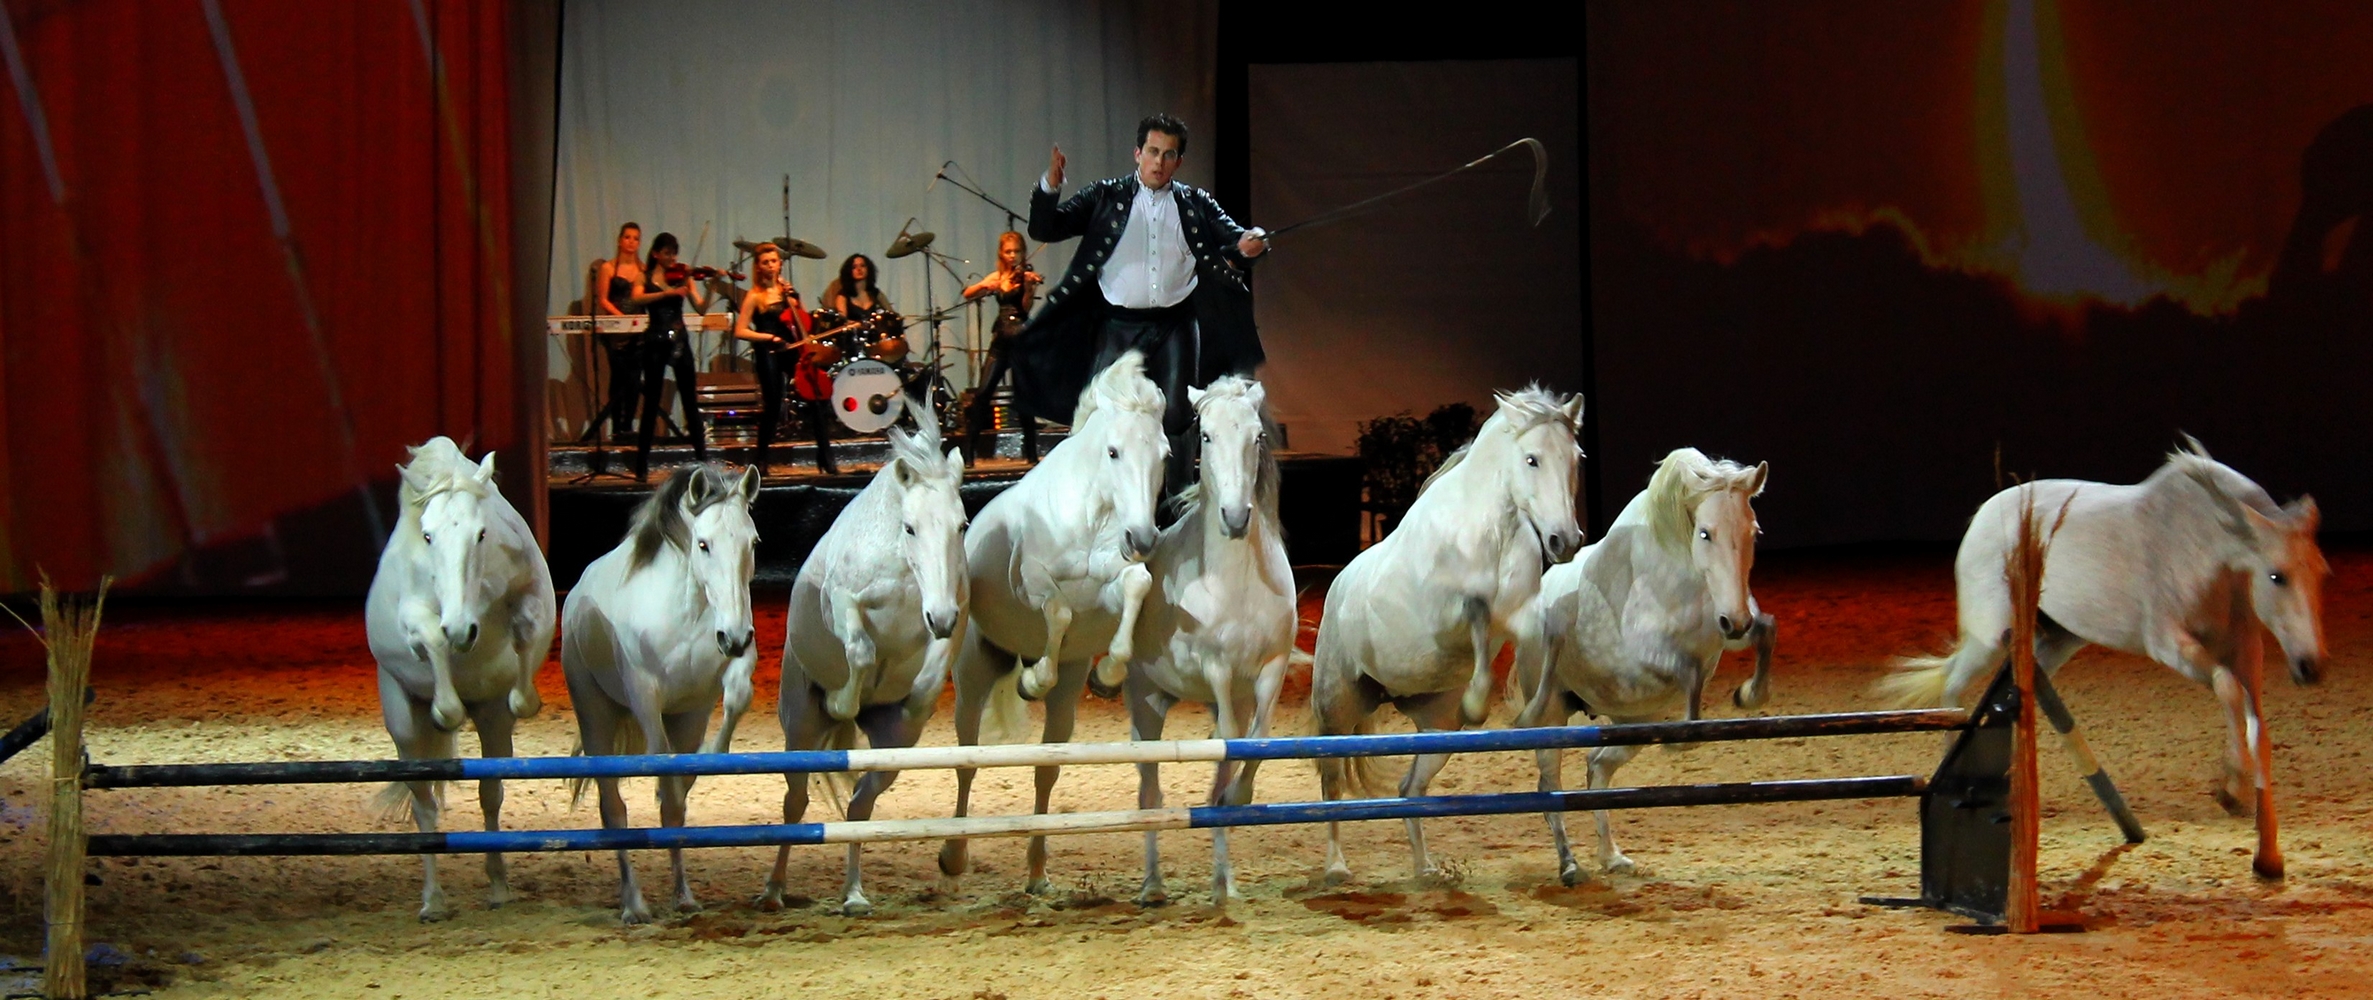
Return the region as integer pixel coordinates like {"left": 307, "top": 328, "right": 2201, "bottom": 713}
{"left": 885, "top": 231, "right": 935, "bottom": 259}
{"left": 732, "top": 237, "right": 825, "bottom": 259}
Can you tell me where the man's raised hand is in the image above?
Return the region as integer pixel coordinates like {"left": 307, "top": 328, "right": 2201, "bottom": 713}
{"left": 1048, "top": 144, "right": 1066, "bottom": 190}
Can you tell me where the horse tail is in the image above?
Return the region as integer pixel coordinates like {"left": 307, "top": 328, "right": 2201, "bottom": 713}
{"left": 982, "top": 667, "right": 1033, "bottom": 746}
{"left": 1307, "top": 651, "right": 1392, "bottom": 800}
{"left": 1875, "top": 652, "right": 1954, "bottom": 708}
{"left": 809, "top": 718, "right": 860, "bottom": 820}
{"left": 566, "top": 717, "right": 648, "bottom": 810}
{"left": 370, "top": 780, "right": 444, "bottom": 825}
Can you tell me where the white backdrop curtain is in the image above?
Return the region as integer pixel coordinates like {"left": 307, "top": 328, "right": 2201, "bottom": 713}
{"left": 546, "top": 0, "right": 1215, "bottom": 432}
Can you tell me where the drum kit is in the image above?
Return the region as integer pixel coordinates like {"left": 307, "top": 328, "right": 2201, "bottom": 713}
{"left": 726, "top": 234, "right": 962, "bottom": 435}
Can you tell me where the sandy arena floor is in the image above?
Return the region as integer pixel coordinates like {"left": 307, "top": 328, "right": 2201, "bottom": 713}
{"left": 3, "top": 545, "right": 2370, "bottom": 999}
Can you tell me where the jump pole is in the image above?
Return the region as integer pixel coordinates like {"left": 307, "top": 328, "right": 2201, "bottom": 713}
{"left": 82, "top": 709, "right": 1970, "bottom": 789}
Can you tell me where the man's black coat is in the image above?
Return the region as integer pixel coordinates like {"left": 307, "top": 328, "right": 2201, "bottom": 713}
{"left": 1006, "top": 175, "right": 1262, "bottom": 422}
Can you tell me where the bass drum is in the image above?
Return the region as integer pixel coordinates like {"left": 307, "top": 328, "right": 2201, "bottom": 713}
{"left": 830, "top": 359, "right": 906, "bottom": 432}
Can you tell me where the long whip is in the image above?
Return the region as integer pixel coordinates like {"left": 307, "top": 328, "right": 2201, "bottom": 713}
{"left": 1267, "top": 137, "right": 1551, "bottom": 242}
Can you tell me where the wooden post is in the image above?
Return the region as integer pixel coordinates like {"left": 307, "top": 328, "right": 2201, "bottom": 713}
{"left": 2003, "top": 491, "right": 2044, "bottom": 934}
{"left": 41, "top": 576, "right": 106, "bottom": 1000}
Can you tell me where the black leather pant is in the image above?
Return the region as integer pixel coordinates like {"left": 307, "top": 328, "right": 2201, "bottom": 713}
{"left": 1092, "top": 307, "right": 1197, "bottom": 496}
{"left": 633, "top": 330, "right": 706, "bottom": 480}
{"left": 601, "top": 335, "right": 644, "bottom": 438}
{"left": 965, "top": 338, "right": 1038, "bottom": 463}
{"left": 752, "top": 344, "right": 835, "bottom": 474}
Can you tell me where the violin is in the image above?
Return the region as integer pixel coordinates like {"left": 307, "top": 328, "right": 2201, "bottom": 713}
{"left": 663, "top": 263, "right": 743, "bottom": 284}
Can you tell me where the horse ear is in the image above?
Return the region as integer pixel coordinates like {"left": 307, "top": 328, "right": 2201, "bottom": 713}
{"left": 1749, "top": 460, "right": 1769, "bottom": 496}
{"left": 2287, "top": 495, "right": 2320, "bottom": 534}
{"left": 475, "top": 451, "right": 499, "bottom": 485}
{"left": 679, "top": 469, "right": 712, "bottom": 510}
{"left": 944, "top": 447, "right": 965, "bottom": 480}
{"left": 738, "top": 465, "right": 762, "bottom": 503}
{"left": 1561, "top": 393, "right": 1586, "bottom": 427}
{"left": 889, "top": 458, "right": 911, "bottom": 488}
{"left": 1188, "top": 385, "right": 1206, "bottom": 407}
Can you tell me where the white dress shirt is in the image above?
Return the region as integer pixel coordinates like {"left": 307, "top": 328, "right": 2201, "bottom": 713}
{"left": 1043, "top": 174, "right": 1197, "bottom": 309}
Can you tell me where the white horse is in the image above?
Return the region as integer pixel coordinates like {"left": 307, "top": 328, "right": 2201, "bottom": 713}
{"left": 1310, "top": 387, "right": 1585, "bottom": 883}
{"left": 1119, "top": 377, "right": 1297, "bottom": 906}
{"left": 363, "top": 437, "right": 555, "bottom": 921}
{"left": 1880, "top": 438, "right": 2327, "bottom": 879}
{"left": 936, "top": 351, "right": 1169, "bottom": 895}
{"left": 759, "top": 419, "right": 968, "bottom": 915}
{"left": 1510, "top": 448, "right": 1773, "bottom": 884}
{"left": 561, "top": 463, "right": 762, "bottom": 923}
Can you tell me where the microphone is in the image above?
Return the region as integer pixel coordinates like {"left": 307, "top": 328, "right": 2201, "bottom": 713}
{"left": 927, "top": 160, "right": 954, "bottom": 194}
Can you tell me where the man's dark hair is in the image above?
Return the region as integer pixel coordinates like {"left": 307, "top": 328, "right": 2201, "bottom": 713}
{"left": 1135, "top": 113, "right": 1188, "bottom": 156}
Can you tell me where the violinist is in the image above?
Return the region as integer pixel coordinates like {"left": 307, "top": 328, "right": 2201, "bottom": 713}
{"left": 628, "top": 231, "right": 714, "bottom": 481}
{"left": 734, "top": 243, "right": 839, "bottom": 476}
{"left": 588, "top": 222, "right": 645, "bottom": 439}
{"left": 961, "top": 230, "right": 1043, "bottom": 465}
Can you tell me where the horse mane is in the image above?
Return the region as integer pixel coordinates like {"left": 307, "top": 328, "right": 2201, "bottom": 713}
{"left": 1643, "top": 448, "right": 1764, "bottom": 552}
{"left": 1415, "top": 385, "right": 1577, "bottom": 498}
{"left": 886, "top": 418, "right": 958, "bottom": 490}
{"left": 1070, "top": 350, "right": 1165, "bottom": 429}
{"left": 1169, "top": 375, "right": 1282, "bottom": 529}
{"left": 397, "top": 436, "right": 493, "bottom": 510}
{"left": 627, "top": 463, "right": 743, "bottom": 576}
{"left": 2159, "top": 434, "right": 2279, "bottom": 518}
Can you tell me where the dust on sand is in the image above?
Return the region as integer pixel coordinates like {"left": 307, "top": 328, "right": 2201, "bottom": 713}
{"left": 3, "top": 546, "right": 2371, "bottom": 999}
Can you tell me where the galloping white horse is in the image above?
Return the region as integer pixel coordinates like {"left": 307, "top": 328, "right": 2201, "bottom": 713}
{"left": 1881, "top": 438, "right": 2327, "bottom": 879}
{"left": 1119, "top": 377, "right": 1297, "bottom": 906}
{"left": 936, "top": 351, "right": 1169, "bottom": 895}
{"left": 364, "top": 437, "right": 555, "bottom": 920}
{"left": 561, "top": 463, "right": 762, "bottom": 923}
{"left": 759, "top": 420, "right": 968, "bottom": 915}
{"left": 1510, "top": 448, "right": 1773, "bottom": 883}
{"left": 1310, "top": 387, "right": 1585, "bottom": 883}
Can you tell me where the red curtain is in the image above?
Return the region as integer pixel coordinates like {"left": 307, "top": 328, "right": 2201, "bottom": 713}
{"left": 0, "top": 0, "right": 528, "bottom": 593}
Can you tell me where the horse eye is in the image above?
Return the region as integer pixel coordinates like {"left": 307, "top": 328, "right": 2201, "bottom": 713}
{"left": 2270, "top": 571, "right": 2288, "bottom": 587}
{"left": 1525, "top": 455, "right": 1539, "bottom": 467}
{"left": 422, "top": 532, "right": 432, "bottom": 544}
{"left": 1107, "top": 446, "right": 1119, "bottom": 460}
{"left": 698, "top": 540, "right": 712, "bottom": 553}
{"left": 477, "top": 528, "right": 486, "bottom": 542}
{"left": 904, "top": 524, "right": 916, "bottom": 536}
{"left": 1698, "top": 529, "right": 1712, "bottom": 541}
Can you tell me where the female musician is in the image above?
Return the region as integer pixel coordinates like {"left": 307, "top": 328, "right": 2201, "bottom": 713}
{"left": 821, "top": 253, "right": 892, "bottom": 320}
{"left": 961, "top": 231, "right": 1043, "bottom": 464}
{"left": 587, "top": 222, "right": 645, "bottom": 439}
{"left": 627, "top": 231, "right": 712, "bottom": 481}
{"left": 734, "top": 243, "right": 839, "bottom": 475}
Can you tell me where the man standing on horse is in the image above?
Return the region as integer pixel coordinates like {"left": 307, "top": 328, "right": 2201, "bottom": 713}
{"left": 1008, "top": 113, "right": 1269, "bottom": 492}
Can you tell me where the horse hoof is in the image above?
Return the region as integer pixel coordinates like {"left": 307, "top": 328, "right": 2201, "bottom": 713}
{"left": 1025, "top": 877, "right": 1053, "bottom": 896}
{"left": 2213, "top": 786, "right": 2252, "bottom": 817}
{"left": 935, "top": 876, "right": 963, "bottom": 898}
{"left": 2254, "top": 856, "right": 2286, "bottom": 881}
{"left": 486, "top": 885, "right": 513, "bottom": 909}
{"left": 417, "top": 905, "right": 453, "bottom": 923}
{"left": 1558, "top": 865, "right": 1583, "bottom": 887}
{"left": 1321, "top": 864, "right": 1351, "bottom": 886}
{"left": 841, "top": 898, "right": 873, "bottom": 917}
{"left": 510, "top": 688, "right": 542, "bottom": 720}
{"left": 1086, "top": 667, "right": 1125, "bottom": 700}
{"left": 431, "top": 705, "right": 466, "bottom": 734}
{"left": 1137, "top": 886, "right": 1169, "bottom": 907}
{"left": 754, "top": 889, "right": 786, "bottom": 912}
{"left": 619, "top": 905, "right": 653, "bottom": 926}
{"left": 1602, "top": 855, "right": 1636, "bottom": 875}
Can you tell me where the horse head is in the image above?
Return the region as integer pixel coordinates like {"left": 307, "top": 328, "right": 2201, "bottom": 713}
{"left": 1072, "top": 350, "right": 1169, "bottom": 560}
{"left": 1485, "top": 387, "right": 1585, "bottom": 564}
{"left": 887, "top": 420, "right": 968, "bottom": 640}
{"left": 663, "top": 464, "right": 762, "bottom": 658}
{"left": 1189, "top": 376, "right": 1272, "bottom": 540}
{"left": 2181, "top": 445, "right": 2330, "bottom": 685}
{"left": 399, "top": 440, "right": 501, "bottom": 654}
{"left": 1652, "top": 450, "right": 1767, "bottom": 641}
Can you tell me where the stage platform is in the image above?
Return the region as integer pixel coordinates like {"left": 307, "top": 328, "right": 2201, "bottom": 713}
{"left": 547, "top": 430, "right": 1363, "bottom": 589}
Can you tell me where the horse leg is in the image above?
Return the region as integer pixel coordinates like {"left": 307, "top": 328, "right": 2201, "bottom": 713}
{"left": 840, "top": 706, "right": 916, "bottom": 916}
{"left": 1311, "top": 652, "right": 1379, "bottom": 886}
{"left": 2208, "top": 634, "right": 2283, "bottom": 878}
{"left": 380, "top": 670, "right": 454, "bottom": 922}
{"left": 1020, "top": 597, "right": 1074, "bottom": 701}
{"left": 579, "top": 698, "right": 651, "bottom": 925}
{"left": 937, "top": 626, "right": 1000, "bottom": 893}
{"left": 1509, "top": 641, "right": 1583, "bottom": 886}
{"left": 1100, "top": 562, "right": 1153, "bottom": 683}
{"left": 468, "top": 699, "right": 518, "bottom": 908}
{"left": 403, "top": 604, "right": 468, "bottom": 733}
{"left": 704, "top": 646, "right": 761, "bottom": 754}
{"left": 1458, "top": 598, "right": 1497, "bottom": 726}
{"left": 1730, "top": 608, "right": 1777, "bottom": 709}
{"left": 1125, "top": 670, "right": 1176, "bottom": 906}
{"left": 761, "top": 674, "right": 830, "bottom": 910}
{"left": 1398, "top": 691, "right": 1464, "bottom": 880}
{"left": 661, "top": 708, "right": 713, "bottom": 912}
{"left": 1024, "top": 659, "right": 1092, "bottom": 895}
{"left": 507, "top": 605, "right": 548, "bottom": 720}
{"left": 1586, "top": 740, "right": 1647, "bottom": 873}
{"left": 824, "top": 597, "right": 876, "bottom": 723}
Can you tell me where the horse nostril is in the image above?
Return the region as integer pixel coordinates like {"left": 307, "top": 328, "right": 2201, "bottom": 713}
{"left": 466, "top": 623, "right": 480, "bottom": 645}
{"left": 2294, "top": 656, "right": 2323, "bottom": 685}
{"left": 1717, "top": 615, "right": 1734, "bottom": 636}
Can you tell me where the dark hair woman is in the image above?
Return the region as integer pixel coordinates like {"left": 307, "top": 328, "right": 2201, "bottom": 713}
{"left": 960, "top": 231, "right": 1042, "bottom": 465}
{"left": 626, "top": 230, "right": 712, "bottom": 481}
